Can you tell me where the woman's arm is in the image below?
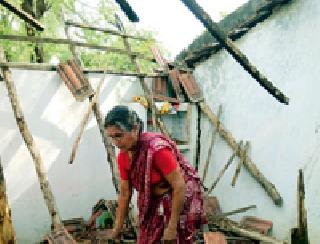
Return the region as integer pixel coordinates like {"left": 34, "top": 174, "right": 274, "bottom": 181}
{"left": 112, "top": 179, "right": 132, "bottom": 237}
{"left": 163, "top": 166, "right": 186, "bottom": 240}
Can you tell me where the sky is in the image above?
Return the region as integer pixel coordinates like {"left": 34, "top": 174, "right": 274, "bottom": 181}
{"left": 126, "top": 0, "right": 249, "bottom": 58}
{"left": 82, "top": 0, "right": 249, "bottom": 58}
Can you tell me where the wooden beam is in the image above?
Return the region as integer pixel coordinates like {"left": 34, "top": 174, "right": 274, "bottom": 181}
{"left": 0, "top": 35, "right": 155, "bottom": 62}
{"left": 210, "top": 204, "right": 256, "bottom": 219}
{"left": 0, "top": 157, "right": 16, "bottom": 243}
{"left": 180, "top": 0, "right": 289, "bottom": 105}
{"left": 65, "top": 21, "right": 148, "bottom": 41}
{"left": 115, "top": 0, "right": 139, "bottom": 22}
{"left": 200, "top": 102, "right": 283, "bottom": 206}
{"left": 0, "top": 47, "right": 62, "bottom": 229}
{"left": 0, "top": 62, "right": 161, "bottom": 77}
{"left": 291, "top": 169, "right": 309, "bottom": 244}
{"left": 202, "top": 105, "right": 222, "bottom": 183}
{"left": 0, "top": 0, "right": 44, "bottom": 31}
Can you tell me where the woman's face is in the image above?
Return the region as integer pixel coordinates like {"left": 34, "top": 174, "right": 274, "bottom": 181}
{"left": 105, "top": 125, "right": 138, "bottom": 152}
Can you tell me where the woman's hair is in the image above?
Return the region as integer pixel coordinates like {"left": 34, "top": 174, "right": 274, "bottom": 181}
{"left": 104, "top": 105, "right": 144, "bottom": 133}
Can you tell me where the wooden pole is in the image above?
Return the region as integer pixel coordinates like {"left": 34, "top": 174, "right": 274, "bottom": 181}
{"left": 200, "top": 102, "right": 283, "bottom": 206}
{"left": 65, "top": 21, "right": 148, "bottom": 41}
{"left": 0, "top": 35, "right": 154, "bottom": 62}
{"left": 180, "top": 0, "right": 289, "bottom": 105}
{"left": 0, "top": 157, "right": 16, "bottom": 243}
{"left": 231, "top": 141, "right": 250, "bottom": 187}
{"left": 0, "top": 0, "right": 44, "bottom": 31}
{"left": 0, "top": 48, "right": 62, "bottom": 229}
{"left": 0, "top": 62, "right": 160, "bottom": 77}
{"left": 68, "top": 72, "right": 106, "bottom": 165}
{"left": 202, "top": 105, "right": 222, "bottom": 183}
{"left": 210, "top": 204, "right": 256, "bottom": 219}
{"left": 291, "top": 169, "right": 309, "bottom": 244}
{"left": 207, "top": 141, "right": 243, "bottom": 194}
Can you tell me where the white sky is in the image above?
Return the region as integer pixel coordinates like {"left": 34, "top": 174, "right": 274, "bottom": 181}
{"left": 127, "top": 0, "right": 249, "bottom": 57}
{"left": 85, "top": 0, "right": 249, "bottom": 58}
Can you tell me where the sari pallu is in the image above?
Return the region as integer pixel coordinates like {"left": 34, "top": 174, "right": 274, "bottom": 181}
{"left": 129, "top": 132, "right": 207, "bottom": 244}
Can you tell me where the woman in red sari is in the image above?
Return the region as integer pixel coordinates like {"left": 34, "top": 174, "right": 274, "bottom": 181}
{"left": 104, "top": 105, "right": 207, "bottom": 243}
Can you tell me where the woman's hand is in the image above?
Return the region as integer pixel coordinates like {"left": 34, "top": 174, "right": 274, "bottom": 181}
{"left": 162, "top": 226, "right": 177, "bottom": 241}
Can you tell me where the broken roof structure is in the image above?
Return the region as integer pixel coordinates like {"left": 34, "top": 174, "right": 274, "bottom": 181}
{"left": 0, "top": 0, "right": 317, "bottom": 242}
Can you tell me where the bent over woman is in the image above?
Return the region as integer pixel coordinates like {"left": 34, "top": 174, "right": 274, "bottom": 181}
{"left": 104, "top": 105, "right": 207, "bottom": 243}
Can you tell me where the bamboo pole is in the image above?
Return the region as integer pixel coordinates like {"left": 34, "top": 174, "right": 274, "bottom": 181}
{"left": 65, "top": 21, "right": 148, "bottom": 41}
{"left": 0, "top": 35, "right": 154, "bottom": 62}
{"left": 68, "top": 72, "right": 106, "bottom": 165}
{"left": 0, "top": 0, "right": 44, "bottom": 31}
{"left": 202, "top": 105, "right": 222, "bottom": 183}
{"left": 180, "top": 0, "right": 289, "bottom": 105}
{"left": 0, "top": 62, "right": 161, "bottom": 77}
{"left": 231, "top": 141, "right": 249, "bottom": 187}
{"left": 200, "top": 102, "right": 283, "bottom": 206}
{"left": 0, "top": 48, "right": 62, "bottom": 228}
{"left": 0, "top": 157, "right": 16, "bottom": 243}
{"left": 208, "top": 141, "right": 243, "bottom": 194}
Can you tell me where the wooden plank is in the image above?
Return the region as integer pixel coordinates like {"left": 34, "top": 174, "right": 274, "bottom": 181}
{"left": 210, "top": 204, "right": 256, "bottom": 219}
{"left": 0, "top": 0, "right": 44, "bottom": 31}
{"left": 0, "top": 47, "right": 62, "bottom": 228}
{"left": 180, "top": 0, "right": 289, "bottom": 105}
{"left": 65, "top": 21, "right": 148, "bottom": 40}
{"left": 200, "top": 102, "right": 283, "bottom": 205}
{"left": 202, "top": 105, "right": 222, "bottom": 183}
{"left": 0, "top": 35, "right": 154, "bottom": 62}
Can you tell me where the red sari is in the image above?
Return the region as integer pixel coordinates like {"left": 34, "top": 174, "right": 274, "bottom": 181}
{"left": 129, "top": 132, "right": 207, "bottom": 243}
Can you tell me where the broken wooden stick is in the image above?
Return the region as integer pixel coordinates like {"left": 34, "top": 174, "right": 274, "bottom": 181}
{"left": 211, "top": 218, "right": 285, "bottom": 244}
{"left": 291, "top": 169, "right": 309, "bottom": 244}
{"left": 180, "top": 0, "right": 289, "bottom": 105}
{"left": 0, "top": 48, "right": 62, "bottom": 229}
{"left": 231, "top": 141, "right": 250, "bottom": 187}
{"left": 202, "top": 105, "right": 222, "bottom": 183}
{"left": 200, "top": 102, "right": 283, "bottom": 206}
{"left": 207, "top": 141, "right": 243, "bottom": 194}
{"left": 0, "top": 157, "right": 16, "bottom": 243}
{"left": 210, "top": 204, "right": 256, "bottom": 220}
{"left": 68, "top": 72, "right": 106, "bottom": 164}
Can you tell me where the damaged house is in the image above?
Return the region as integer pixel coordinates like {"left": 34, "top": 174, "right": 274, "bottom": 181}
{"left": 0, "top": 0, "right": 317, "bottom": 243}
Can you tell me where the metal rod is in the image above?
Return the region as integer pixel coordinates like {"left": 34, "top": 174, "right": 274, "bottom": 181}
{"left": 180, "top": 0, "right": 289, "bottom": 105}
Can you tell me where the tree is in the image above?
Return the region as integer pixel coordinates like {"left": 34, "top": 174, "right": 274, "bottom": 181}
{"left": 0, "top": 0, "right": 161, "bottom": 73}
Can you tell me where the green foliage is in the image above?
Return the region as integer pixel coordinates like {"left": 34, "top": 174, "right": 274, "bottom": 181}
{"left": 0, "top": 0, "right": 162, "bottom": 73}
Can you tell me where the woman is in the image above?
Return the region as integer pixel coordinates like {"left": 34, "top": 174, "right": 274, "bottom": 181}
{"left": 104, "top": 105, "right": 207, "bottom": 243}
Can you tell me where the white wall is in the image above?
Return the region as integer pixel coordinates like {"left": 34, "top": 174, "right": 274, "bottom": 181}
{"left": 0, "top": 70, "right": 146, "bottom": 243}
{"left": 194, "top": 0, "right": 320, "bottom": 242}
